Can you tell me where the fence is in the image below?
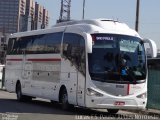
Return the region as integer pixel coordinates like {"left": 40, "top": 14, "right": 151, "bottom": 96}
{"left": 147, "top": 59, "right": 160, "bottom": 110}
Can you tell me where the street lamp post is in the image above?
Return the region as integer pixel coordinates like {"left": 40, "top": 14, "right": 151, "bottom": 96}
{"left": 82, "top": 0, "right": 86, "bottom": 19}
{"left": 135, "top": 0, "right": 140, "bottom": 32}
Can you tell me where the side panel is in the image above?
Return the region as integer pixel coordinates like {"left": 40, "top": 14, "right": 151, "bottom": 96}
{"left": 61, "top": 57, "right": 78, "bottom": 105}
{"left": 5, "top": 55, "right": 23, "bottom": 92}
{"left": 5, "top": 29, "right": 65, "bottom": 100}
{"left": 21, "top": 60, "right": 33, "bottom": 95}
{"left": 25, "top": 54, "right": 61, "bottom": 99}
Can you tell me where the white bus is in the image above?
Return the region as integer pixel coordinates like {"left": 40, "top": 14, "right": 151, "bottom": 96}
{"left": 5, "top": 19, "right": 157, "bottom": 114}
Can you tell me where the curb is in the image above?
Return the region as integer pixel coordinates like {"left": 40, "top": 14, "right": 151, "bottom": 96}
{"left": 145, "top": 109, "right": 160, "bottom": 117}
{"left": 125, "top": 109, "right": 160, "bottom": 117}
{"left": 0, "top": 88, "right": 6, "bottom": 91}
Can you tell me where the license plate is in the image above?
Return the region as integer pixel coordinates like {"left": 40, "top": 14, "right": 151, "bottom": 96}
{"left": 114, "top": 101, "right": 125, "bottom": 106}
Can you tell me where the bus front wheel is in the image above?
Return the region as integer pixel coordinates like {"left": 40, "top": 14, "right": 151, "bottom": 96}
{"left": 16, "top": 83, "right": 25, "bottom": 101}
{"left": 107, "top": 109, "right": 119, "bottom": 114}
{"left": 60, "top": 88, "right": 69, "bottom": 110}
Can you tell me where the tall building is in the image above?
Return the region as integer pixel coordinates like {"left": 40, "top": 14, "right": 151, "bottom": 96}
{"left": 23, "top": 0, "right": 35, "bottom": 31}
{"left": 0, "top": 0, "right": 26, "bottom": 64}
{"left": 42, "top": 8, "right": 49, "bottom": 29}
{"left": 24, "top": 1, "right": 49, "bottom": 31}
{"left": 19, "top": 0, "right": 27, "bottom": 32}
{"left": 0, "top": 32, "right": 8, "bottom": 64}
{"left": 0, "top": 0, "right": 50, "bottom": 64}
{"left": 0, "top": 0, "right": 26, "bottom": 33}
{"left": 0, "top": 0, "right": 49, "bottom": 33}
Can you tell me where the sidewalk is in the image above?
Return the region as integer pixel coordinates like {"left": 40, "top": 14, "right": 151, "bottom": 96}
{"left": 142, "top": 109, "right": 160, "bottom": 116}
{"left": 125, "top": 109, "right": 160, "bottom": 117}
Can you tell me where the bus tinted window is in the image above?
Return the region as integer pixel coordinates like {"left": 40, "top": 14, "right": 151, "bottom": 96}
{"left": 7, "top": 38, "right": 16, "bottom": 55}
{"left": 25, "top": 36, "right": 34, "bottom": 54}
{"left": 12, "top": 38, "right": 21, "bottom": 54}
{"left": 45, "top": 32, "right": 62, "bottom": 53}
{"left": 31, "top": 35, "right": 46, "bottom": 54}
{"left": 63, "top": 33, "right": 86, "bottom": 76}
{"left": 7, "top": 32, "right": 63, "bottom": 55}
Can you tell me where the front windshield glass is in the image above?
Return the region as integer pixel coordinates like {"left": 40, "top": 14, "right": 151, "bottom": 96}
{"left": 88, "top": 34, "right": 146, "bottom": 83}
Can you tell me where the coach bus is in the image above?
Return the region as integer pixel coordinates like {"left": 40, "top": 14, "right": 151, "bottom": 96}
{"left": 5, "top": 19, "right": 157, "bottom": 114}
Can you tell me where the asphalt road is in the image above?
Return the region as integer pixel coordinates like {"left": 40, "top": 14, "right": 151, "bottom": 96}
{"left": 0, "top": 90, "right": 159, "bottom": 120}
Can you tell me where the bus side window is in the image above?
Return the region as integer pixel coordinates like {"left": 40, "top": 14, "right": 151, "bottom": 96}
{"left": 79, "top": 38, "right": 86, "bottom": 76}
{"left": 45, "top": 32, "right": 62, "bottom": 54}
{"left": 26, "top": 36, "right": 34, "bottom": 54}
{"left": 12, "top": 38, "right": 20, "bottom": 55}
{"left": 7, "top": 38, "right": 15, "bottom": 55}
{"left": 19, "top": 37, "right": 28, "bottom": 54}
{"left": 18, "top": 38, "right": 26, "bottom": 54}
{"left": 32, "top": 35, "right": 45, "bottom": 54}
{"left": 63, "top": 33, "right": 79, "bottom": 65}
{"left": 63, "top": 33, "right": 86, "bottom": 76}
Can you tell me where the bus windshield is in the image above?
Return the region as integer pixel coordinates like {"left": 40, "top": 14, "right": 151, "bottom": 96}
{"left": 88, "top": 34, "right": 146, "bottom": 84}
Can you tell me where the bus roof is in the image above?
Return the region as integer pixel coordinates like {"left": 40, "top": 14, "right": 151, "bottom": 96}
{"left": 9, "top": 19, "right": 140, "bottom": 38}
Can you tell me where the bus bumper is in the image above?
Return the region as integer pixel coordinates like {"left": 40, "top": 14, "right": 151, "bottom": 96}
{"left": 85, "top": 96, "right": 147, "bottom": 110}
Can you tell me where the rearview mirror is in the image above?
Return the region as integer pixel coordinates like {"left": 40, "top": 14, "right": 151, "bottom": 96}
{"left": 143, "top": 38, "right": 157, "bottom": 58}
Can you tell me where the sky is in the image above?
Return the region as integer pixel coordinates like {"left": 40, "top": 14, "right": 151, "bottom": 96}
{"left": 36, "top": 0, "right": 160, "bottom": 48}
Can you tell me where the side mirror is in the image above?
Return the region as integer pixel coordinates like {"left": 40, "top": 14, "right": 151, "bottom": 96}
{"left": 143, "top": 38, "right": 157, "bottom": 58}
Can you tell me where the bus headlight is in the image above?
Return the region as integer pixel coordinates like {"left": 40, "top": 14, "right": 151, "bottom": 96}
{"left": 87, "top": 88, "right": 103, "bottom": 97}
{"left": 136, "top": 92, "right": 147, "bottom": 99}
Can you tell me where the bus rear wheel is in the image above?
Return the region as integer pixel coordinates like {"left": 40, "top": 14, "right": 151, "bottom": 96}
{"left": 107, "top": 109, "right": 119, "bottom": 114}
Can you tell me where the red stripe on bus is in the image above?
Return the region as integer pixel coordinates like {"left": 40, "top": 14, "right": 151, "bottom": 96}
{"left": 127, "top": 84, "right": 130, "bottom": 95}
{"left": 6, "top": 59, "right": 23, "bottom": 61}
{"left": 6, "top": 58, "right": 61, "bottom": 62}
{"left": 27, "top": 58, "right": 61, "bottom": 62}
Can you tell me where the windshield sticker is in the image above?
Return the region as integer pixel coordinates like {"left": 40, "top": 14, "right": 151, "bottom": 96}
{"left": 96, "top": 37, "right": 114, "bottom": 41}
{"left": 120, "top": 39, "right": 139, "bottom": 52}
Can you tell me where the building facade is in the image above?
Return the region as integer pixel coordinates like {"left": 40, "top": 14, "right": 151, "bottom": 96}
{"left": 0, "top": 0, "right": 49, "bottom": 33}
{"left": 22, "top": 0, "right": 35, "bottom": 31}
{"left": 0, "top": 0, "right": 26, "bottom": 33}
{"left": 42, "top": 8, "right": 49, "bottom": 29}
{"left": 0, "top": 0, "right": 50, "bottom": 64}
{"left": 35, "top": 2, "right": 43, "bottom": 30}
{"left": 0, "top": 32, "right": 9, "bottom": 64}
{"left": 21, "top": 0, "right": 49, "bottom": 31}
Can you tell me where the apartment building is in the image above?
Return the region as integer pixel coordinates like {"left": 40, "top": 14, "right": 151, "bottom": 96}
{"left": 0, "top": 0, "right": 50, "bottom": 64}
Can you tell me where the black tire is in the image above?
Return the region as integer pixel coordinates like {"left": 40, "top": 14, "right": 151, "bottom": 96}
{"left": 51, "top": 100, "right": 58, "bottom": 104}
{"left": 107, "top": 109, "right": 119, "bottom": 114}
{"left": 16, "top": 83, "right": 32, "bottom": 102}
{"left": 16, "top": 83, "right": 25, "bottom": 101}
{"left": 24, "top": 96, "right": 32, "bottom": 101}
{"left": 60, "top": 88, "right": 69, "bottom": 110}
